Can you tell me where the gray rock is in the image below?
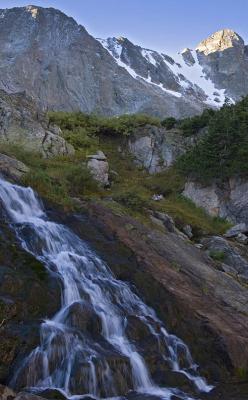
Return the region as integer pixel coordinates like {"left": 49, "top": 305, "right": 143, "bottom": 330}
{"left": 153, "top": 211, "right": 175, "bottom": 232}
{"left": 0, "top": 90, "right": 74, "bottom": 158}
{"left": 0, "top": 6, "right": 210, "bottom": 119}
{"left": 224, "top": 223, "right": 248, "bottom": 238}
{"left": 235, "top": 233, "right": 248, "bottom": 245}
{"left": 183, "top": 224, "right": 193, "bottom": 239}
{"left": 128, "top": 125, "right": 193, "bottom": 173}
{"left": 87, "top": 151, "right": 109, "bottom": 187}
{"left": 183, "top": 181, "right": 224, "bottom": 217}
{"left": 184, "top": 178, "right": 248, "bottom": 225}
{"left": 181, "top": 48, "right": 196, "bottom": 66}
{"left": 0, "top": 153, "right": 29, "bottom": 180}
{"left": 202, "top": 236, "right": 248, "bottom": 281}
{"left": 87, "top": 150, "right": 107, "bottom": 161}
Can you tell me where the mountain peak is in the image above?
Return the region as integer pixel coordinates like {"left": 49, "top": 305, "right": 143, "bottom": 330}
{"left": 25, "top": 5, "right": 39, "bottom": 18}
{"left": 196, "top": 29, "right": 244, "bottom": 55}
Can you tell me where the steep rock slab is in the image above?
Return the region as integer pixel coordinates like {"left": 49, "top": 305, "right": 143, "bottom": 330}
{"left": 84, "top": 202, "right": 248, "bottom": 381}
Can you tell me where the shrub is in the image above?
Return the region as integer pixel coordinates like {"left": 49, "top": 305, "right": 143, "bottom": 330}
{"left": 209, "top": 250, "right": 226, "bottom": 262}
{"left": 113, "top": 190, "right": 150, "bottom": 211}
{"left": 161, "top": 117, "right": 176, "bottom": 130}
{"left": 179, "top": 108, "right": 215, "bottom": 136}
{"left": 177, "top": 96, "right": 248, "bottom": 182}
{"left": 48, "top": 112, "right": 161, "bottom": 138}
{"left": 65, "top": 165, "right": 98, "bottom": 195}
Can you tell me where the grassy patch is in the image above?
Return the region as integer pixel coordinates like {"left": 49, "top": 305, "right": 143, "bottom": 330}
{"left": 209, "top": 250, "right": 226, "bottom": 262}
{"left": 0, "top": 111, "right": 232, "bottom": 237}
{"left": 0, "top": 143, "right": 100, "bottom": 211}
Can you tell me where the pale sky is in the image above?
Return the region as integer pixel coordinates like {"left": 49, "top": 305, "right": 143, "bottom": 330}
{"left": 1, "top": 0, "right": 248, "bottom": 53}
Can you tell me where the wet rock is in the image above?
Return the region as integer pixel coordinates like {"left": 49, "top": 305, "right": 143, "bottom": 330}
{"left": 35, "top": 389, "right": 67, "bottom": 400}
{"left": 0, "top": 384, "right": 15, "bottom": 399}
{"left": 0, "top": 218, "right": 60, "bottom": 384}
{"left": 15, "top": 393, "right": 47, "bottom": 400}
{"left": 87, "top": 151, "right": 109, "bottom": 187}
{"left": 63, "top": 301, "right": 102, "bottom": 337}
{"left": 0, "top": 153, "right": 29, "bottom": 181}
{"left": 85, "top": 201, "right": 248, "bottom": 381}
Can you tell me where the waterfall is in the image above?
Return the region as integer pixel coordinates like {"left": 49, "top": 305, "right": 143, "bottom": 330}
{"left": 0, "top": 178, "right": 213, "bottom": 399}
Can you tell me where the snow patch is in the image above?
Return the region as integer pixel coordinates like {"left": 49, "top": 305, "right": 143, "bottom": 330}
{"left": 98, "top": 38, "right": 181, "bottom": 97}
{"left": 141, "top": 49, "right": 157, "bottom": 66}
{"left": 163, "top": 50, "right": 227, "bottom": 106}
{"left": 97, "top": 37, "right": 229, "bottom": 104}
{"left": 97, "top": 38, "right": 138, "bottom": 79}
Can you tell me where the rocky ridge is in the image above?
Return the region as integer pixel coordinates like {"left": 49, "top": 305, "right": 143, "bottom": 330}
{"left": 0, "top": 6, "right": 247, "bottom": 117}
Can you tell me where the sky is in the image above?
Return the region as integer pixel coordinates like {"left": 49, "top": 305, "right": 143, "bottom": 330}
{"left": 1, "top": 0, "right": 248, "bottom": 53}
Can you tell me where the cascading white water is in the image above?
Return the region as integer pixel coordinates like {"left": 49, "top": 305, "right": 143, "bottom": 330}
{"left": 0, "top": 177, "right": 213, "bottom": 400}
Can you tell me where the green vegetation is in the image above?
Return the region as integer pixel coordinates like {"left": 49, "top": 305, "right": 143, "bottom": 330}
{"left": 49, "top": 112, "right": 161, "bottom": 139}
{"left": 177, "top": 96, "right": 248, "bottom": 182}
{"left": 0, "top": 143, "right": 99, "bottom": 210}
{"left": 209, "top": 250, "right": 226, "bottom": 262}
{"left": 179, "top": 108, "right": 215, "bottom": 136}
{"left": 0, "top": 111, "right": 231, "bottom": 236}
{"left": 161, "top": 117, "right": 176, "bottom": 130}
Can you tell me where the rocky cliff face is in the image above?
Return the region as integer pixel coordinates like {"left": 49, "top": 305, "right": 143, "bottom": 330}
{"left": 0, "top": 89, "right": 74, "bottom": 157}
{"left": 0, "top": 6, "right": 247, "bottom": 118}
{"left": 184, "top": 178, "right": 248, "bottom": 225}
{"left": 0, "top": 5, "right": 206, "bottom": 118}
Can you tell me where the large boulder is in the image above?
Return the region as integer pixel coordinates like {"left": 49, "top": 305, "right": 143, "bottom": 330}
{"left": 87, "top": 151, "right": 109, "bottom": 186}
{"left": 0, "top": 153, "right": 29, "bottom": 180}
{"left": 0, "top": 90, "right": 74, "bottom": 158}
